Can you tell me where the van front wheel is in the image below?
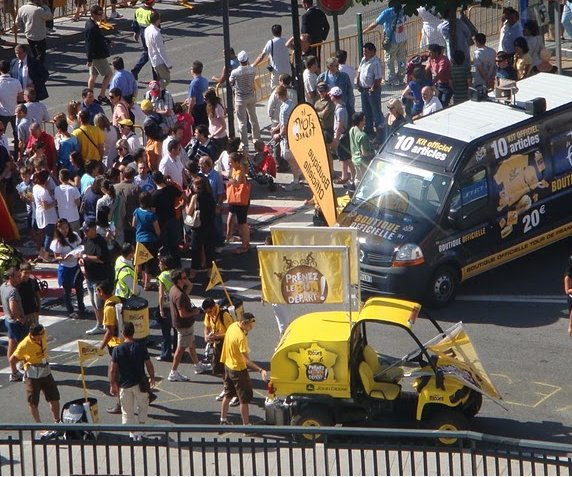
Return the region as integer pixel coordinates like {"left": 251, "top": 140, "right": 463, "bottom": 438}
{"left": 427, "top": 265, "right": 459, "bottom": 307}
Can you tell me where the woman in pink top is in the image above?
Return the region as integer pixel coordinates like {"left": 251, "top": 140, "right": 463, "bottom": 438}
{"left": 205, "top": 88, "right": 228, "bottom": 160}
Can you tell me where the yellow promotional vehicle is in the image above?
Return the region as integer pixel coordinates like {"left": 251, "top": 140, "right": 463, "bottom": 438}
{"left": 265, "top": 297, "right": 503, "bottom": 443}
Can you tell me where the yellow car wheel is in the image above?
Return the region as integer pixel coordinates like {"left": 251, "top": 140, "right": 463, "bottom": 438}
{"left": 423, "top": 409, "right": 469, "bottom": 446}
{"left": 291, "top": 406, "right": 334, "bottom": 442}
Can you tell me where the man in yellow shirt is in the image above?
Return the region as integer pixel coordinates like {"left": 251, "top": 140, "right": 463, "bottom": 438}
{"left": 96, "top": 280, "right": 124, "bottom": 414}
{"left": 202, "top": 298, "right": 238, "bottom": 405}
{"left": 219, "top": 312, "right": 267, "bottom": 426}
{"left": 10, "top": 324, "right": 61, "bottom": 435}
{"left": 72, "top": 109, "right": 105, "bottom": 161}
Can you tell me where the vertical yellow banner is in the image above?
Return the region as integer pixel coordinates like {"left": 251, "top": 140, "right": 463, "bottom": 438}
{"left": 287, "top": 103, "right": 337, "bottom": 227}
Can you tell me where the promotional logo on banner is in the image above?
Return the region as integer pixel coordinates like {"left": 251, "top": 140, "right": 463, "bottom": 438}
{"left": 78, "top": 340, "right": 105, "bottom": 363}
{"left": 258, "top": 246, "right": 349, "bottom": 304}
{"left": 287, "top": 103, "right": 337, "bottom": 227}
{"left": 270, "top": 226, "right": 359, "bottom": 285}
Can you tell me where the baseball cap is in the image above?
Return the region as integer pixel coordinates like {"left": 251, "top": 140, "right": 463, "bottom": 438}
{"left": 143, "top": 0, "right": 155, "bottom": 5}
{"left": 148, "top": 80, "right": 160, "bottom": 97}
{"left": 237, "top": 50, "right": 249, "bottom": 63}
{"left": 140, "top": 99, "right": 153, "bottom": 111}
{"left": 82, "top": 219, "right": 96, "bottom": 231}
{"left": 328, "top": 86, "right": 342, "bottom": 97}
{"left": 118, "top": 118, "right": 134, "bottom": 127}
{"left": 316, "top": 81, "right": 329, "bottom": 92}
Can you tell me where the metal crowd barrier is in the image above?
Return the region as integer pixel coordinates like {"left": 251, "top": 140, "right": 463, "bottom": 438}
{"left": 0, "top": 422, "right": 571, "bottom": 476}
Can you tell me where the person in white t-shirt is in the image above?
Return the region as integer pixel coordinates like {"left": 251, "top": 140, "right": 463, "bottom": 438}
{"left": 32, "top": 170, "right": 58, "bottom": 262}
{"left": 50, "top": 218, "right": 85, "bottom": 318}
{"left": 159, "top": 139, "right": 184, "bottom": 188}
{"left": 336, "top": 49, "right": 356, "bottom": 86}
{"left": 252, "top": 24, "right": 292, "bottom": 88}
{"left": 54, "top": 169, "right": 81, "bottom": 232}
{"left": 420, "top": 86, "right": 443, "bottom": 117}
{"left": 303, "top": 56, "right": 319, "bottom": 103}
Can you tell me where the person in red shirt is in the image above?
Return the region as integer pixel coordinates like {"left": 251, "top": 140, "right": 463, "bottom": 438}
{"left": 26, "top": 122, "right": 56, "bottom": 173}
{"left": 173, "top": 102, "right": 194, "bottom": 148}
{"left": 425, "top": 43, "right": 452, "bottom": 107}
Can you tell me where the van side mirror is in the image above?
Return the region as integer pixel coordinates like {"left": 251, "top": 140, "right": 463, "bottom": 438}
{"left": 448, "top": 205, "right": 460, "bottom": 228}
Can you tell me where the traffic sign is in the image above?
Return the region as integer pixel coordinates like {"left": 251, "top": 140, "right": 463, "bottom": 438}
{"left": 317, "top": 0, "right": 351, "bottom": 15}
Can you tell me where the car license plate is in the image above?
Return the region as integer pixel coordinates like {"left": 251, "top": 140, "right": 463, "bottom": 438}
{"left": 360, "top": 272, "right": 372, "bottom": 283}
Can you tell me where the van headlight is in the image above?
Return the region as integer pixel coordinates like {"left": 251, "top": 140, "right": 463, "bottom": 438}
{"left": 392, "top": 244, "right": 425, "bottom": 267}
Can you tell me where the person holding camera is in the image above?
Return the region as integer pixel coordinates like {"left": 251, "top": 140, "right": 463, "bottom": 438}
{"left": 252, "top": 24, "right": 292, "bottom": 89}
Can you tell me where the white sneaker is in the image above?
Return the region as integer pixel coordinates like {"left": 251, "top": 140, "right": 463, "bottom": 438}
{"left": 215, "top": 389, "right": 225, "bottom": 401}
{"left": 229, "top": 396, "right": 240, "bottom": 407}
{"left": 85, "top": 324, "right": 105, "bottom": 335}
{"left": 109, "top": 11, "right": 122, "bottom": 18}
{"left": 168, "top": 370, "right": 190, "bottom": 382}
{"left": 194, "top": 362, "right": 210, "bottom": 374}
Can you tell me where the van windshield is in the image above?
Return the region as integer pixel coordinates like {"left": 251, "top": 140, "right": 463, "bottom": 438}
{"left": 353, "top": 159, "right": 451, "bottom": 220}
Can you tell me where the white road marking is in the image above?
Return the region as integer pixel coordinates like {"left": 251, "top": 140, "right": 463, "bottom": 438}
{"left": 457, "top": 294, "right": 566, "bottom": 304}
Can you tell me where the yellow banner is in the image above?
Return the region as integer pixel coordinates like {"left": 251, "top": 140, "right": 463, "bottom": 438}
{"left": 287, "top": 103, "right": 337, "bottom": 226}
{"left": 270, "top": 226, "right": 359, "bottom": 285}
{"left": 258, "top": 246, "right": 348, "bottom": 304}
{"left": 78, "top": 340, "right": 105, "bottom": 363}
{"left": 134, "top": 242, "right": 153, "bottom": 266}
{"left": 429, "top": 323, "right": 502, "bottom": 401}
{"left": 206, "top": 262, "right": 223, "bottom": 291}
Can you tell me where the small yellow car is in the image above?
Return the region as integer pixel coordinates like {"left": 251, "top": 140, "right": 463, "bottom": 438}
{"left": 265, "top": 297, "right": 503, "bottom": 443}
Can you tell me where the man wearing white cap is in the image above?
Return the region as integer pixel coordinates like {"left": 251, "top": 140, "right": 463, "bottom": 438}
{"left": 229, "top": 50, "right": 260, "bottom": 153}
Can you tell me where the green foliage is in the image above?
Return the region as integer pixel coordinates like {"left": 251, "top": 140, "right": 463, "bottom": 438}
{"left": 351, "top": 0, "right": 493, "bottom": 17}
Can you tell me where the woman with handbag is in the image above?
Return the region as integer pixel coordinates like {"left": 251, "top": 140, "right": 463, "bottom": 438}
{"left": 185, "top": 176, "right": 217, "bottom": 278}
{"left": 226, "top": 152, "right": 251, "bottom": 254}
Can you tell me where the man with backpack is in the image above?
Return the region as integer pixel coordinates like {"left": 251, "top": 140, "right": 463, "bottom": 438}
{"left": 201, "top": 298, "right": 239, "bottom": 406}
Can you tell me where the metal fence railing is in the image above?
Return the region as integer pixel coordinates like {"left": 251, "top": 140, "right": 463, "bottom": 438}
{"left": 216, "top": 0, "right": 520, "bottom": 117}
{"left": 1, "top": 422, "right": 572, "bottom": 476}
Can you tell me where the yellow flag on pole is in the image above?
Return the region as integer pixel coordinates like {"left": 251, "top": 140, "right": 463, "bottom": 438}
{"left": 134, "top": 242, "right": 153, "bottom": 266}
{"left": 78, "top": 340, "right": 105, "bottom": 364}
{"left": 206, "top": 262, "right": 223, "bottom": 291}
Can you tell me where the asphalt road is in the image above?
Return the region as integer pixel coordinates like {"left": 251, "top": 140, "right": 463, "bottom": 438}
{"left": 0, "top": 0, "right": 571, "bottom": 444}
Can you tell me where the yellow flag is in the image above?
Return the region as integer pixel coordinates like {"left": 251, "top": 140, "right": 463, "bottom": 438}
{"left": 134, "top": 242, "right": 153, "bottom": 266}
{"left": 206, "top": 262, "right": 223, "bottom": 291}
{"left": 78, "top": 340, "right": 105, "bottom": 364}
{"left": 287, "top": 103, "right": 337, "bottom": 226}
{"left": 258, "top": 246, "right": 348, "bottom": 304}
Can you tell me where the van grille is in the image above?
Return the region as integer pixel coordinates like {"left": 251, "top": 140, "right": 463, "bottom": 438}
{"left": 364, "top": 251, "right": 393, "bottom": 267}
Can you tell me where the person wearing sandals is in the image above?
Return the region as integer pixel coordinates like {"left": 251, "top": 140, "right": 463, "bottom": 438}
{"left": 50, "top": 219, "right": 85, "bottom": 318}
{"left": 226, "top": 152, "right": 250, "bottom": 255}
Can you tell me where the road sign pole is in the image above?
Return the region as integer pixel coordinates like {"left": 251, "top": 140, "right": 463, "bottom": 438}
{"left": 291, "top": 0, "right": 305, "bottom": 104}
{"left": 333, "top": 13, "right": 340, "bottom": 51}
{"left": 221, "top": 0, "right": 235, "bottom": 136}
